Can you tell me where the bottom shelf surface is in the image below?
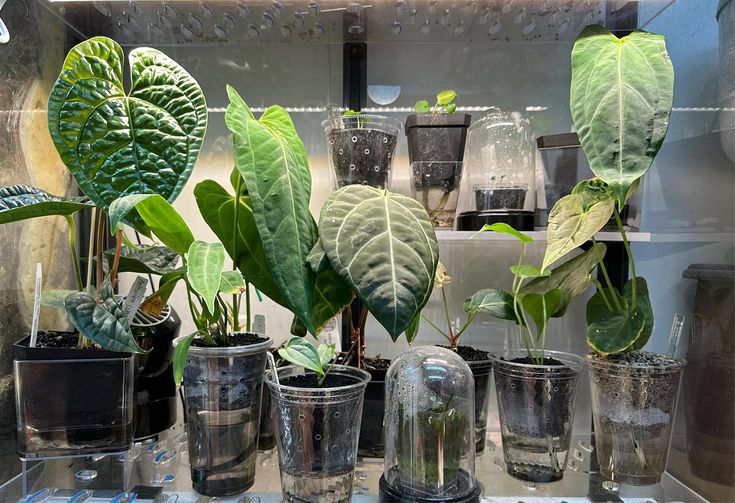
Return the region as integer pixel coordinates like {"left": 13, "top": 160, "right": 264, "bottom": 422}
{"left": 0, "top": 431, "right": 709, "bottom": 503}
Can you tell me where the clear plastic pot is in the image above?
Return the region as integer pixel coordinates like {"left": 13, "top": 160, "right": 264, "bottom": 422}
{"left": 322, "top": 114, "right": 401, "bottom": 189}
{"left": 178, "top": 335, "right": 272, "bottom": 497}
{"left": 266, "top": 365, "right": 370, "bottom": 503}
{"left": 410, "top": 161, "right": 464, "bottom": 228}
{"left": 468, "top": 359, "right": 493, "bottom": 454}
{"left": 492, "top": 350, "right": 584, "bottom": 483}
{"left": 588, "top": 353, "right": 686, "bottom": 485}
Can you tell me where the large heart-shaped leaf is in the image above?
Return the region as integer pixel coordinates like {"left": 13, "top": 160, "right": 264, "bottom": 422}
{"left": 0, "top": 185, "right": 95, "bottom": 224}
{"left": 104, "top": 245, "right": 180, "bottom": 275}
{"left": 109, "top": 194, "right": 194, "bottom": 255}
{"left": 47, "top": 37, "right": 207, "bottom": 212}
{"left": 464, "top": 288, "right": 518, "bottom": 323}
{"left": 225, "top": 85, "right": 315, "bottom": 333}
{"left": 64, "top": 279, "right": 145, "bottom": 353}
{"left": 186, "top": 241, "right": 226, "bottom": 313}
{"left": 193, "top": 179, "right": 287, "bottom": 306}
{"left": 523, "top": 243, "right": 607, "bottom": 317}
{"left": 319, "top": 185, "right": 439, "bottom": 339}
{"left": 624, "top": 277, "right": 654, "bottom": 350}
{"left": 570, "top": 26, "right": 674, "bottom": 207}
{"left": 543, "top": 193, "right": 615, "bottom": 270}
{"left": 587, "top": 309, "right": 645, "bottom": 355}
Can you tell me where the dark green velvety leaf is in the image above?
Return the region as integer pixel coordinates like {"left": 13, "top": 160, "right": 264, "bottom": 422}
{"left": 42, "top": 289, "right": 78, "bottom": 309}
{"left": 522, "top": 243, "right": 607, "bottom": 318}
{"left": 405, "top": 312, "right": 421, "bottom": 343}
{"left": 105, "top": 245, "right": 179, "bottom": 275}
{"left": 308, "top": 267, "right": 354, "bottom": 334}
{"left": 624, "top": 277, "right": 654, "bottom": 350}
{"left": 520, "top": 288, "right": 562, "bottom": 336}
{"left": 173, "top": 331, "right": 197, "bottom": 386}
{"left": 226, "top": 86, "right": 315, "bottom": 333}
{"left": 464, "top": 288, "right": 518, "bottom": 323}
{"left": 587, "top": 309, "right": 645, "bottom": 355}
{"left": 47, "top": 37, "right": 207, "bottom": 213}
{"left": 586, "top": 286, "right": 627, "bottom": 326}
{"left": 571, "top": 26, "right": 674, "bottom": 207}
{"left": 193, "top": 179, "right": 287, "bottom": 306}
{"left": 307, "top": 240, "right": 329, "bottom": 274}
{"left": 319, "top": 185, "right": 439, "bottom": 340}
{"left": 64, "top": 279, "right": 145, "bottom": 353}
{"left": 0, "top": 185, "right": 94, "bottom": 224}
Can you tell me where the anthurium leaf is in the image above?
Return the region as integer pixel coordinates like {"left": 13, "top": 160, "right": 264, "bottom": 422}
{"left": 104, "top": 245, "right": 179, "bottom": 275}
{"left": 445, "top": 103, "right": 457, "bottom": 114}
{"left": 436, "top": 89, "right": 457, "bottom": 106}
{"left": 405, "top": 312, "right": 421, "bottom": 343}
{"left": 478, "top": 222, "right": 533, "bottom": 243}
{"left": 193, "top": 179, "right": 287, "bottom": 307}
{"left": 278, "top": 337, "right": 324, "bottom": 376}
{"left": 510, "top": 265, "right": 549, "bottom": 279}
{"left": 414, "top": 100, "right": 431, "bottom": 113}
{"left": 317, "top": 343, "right": 336, "bottom": 367}
{"left": 173, "top": 331, "right": 198, "bottom": 386}
{"left": 308, "top": 268, "right": 355, "bottom": 334}
{"left": 186, "top": 241, "right": 226, "bottom": 313}
{"left": 307, "top": 240, "right": 330, "bottom": 274}
{"left": 571, "top": 26, "right": 674, "bottom": 208}
{"left": 586, "top": 286, "right": 627, "bottom": 327}
{"left": 464, "top": 288, "right": 519, "bottom": 323}
{"left": 0, "top": 185, "right": 95, "bottom": 224}
{"left": 64, "top": 279, "right": 145, "bottom": 353}
{"left": 319, "top": 185, "right": 439, "bottom": 340}
{"left": 109, "top": 194, "right": 194, "bottom": 255}
{"left": 290, "top": 317, "right": 308, "bottom": 337}
{"left": 624, "top": 277, "right": 654, "bottom": 350}
{"left": 587, "top": 309, "right": 646, "bottom": 355}
{"left": 520, "top": 288, "right": 562, "bottom": 335}
{"left": 522, "top": 243, "right": 607, "bottom": 318}
{"left": 225, "top": 86, "right": 315, "bottom": 333}
{"left": 47, "top": 37, "right": 207, "bottom": 213}
{"left": 42, "top": 289, "right": 78, "bottom": 309}
{"left": 542, "top": 193, "right": 615, "bottom": 270}
{"left": 219, "top": 270, "right": 247, "bottom": 294}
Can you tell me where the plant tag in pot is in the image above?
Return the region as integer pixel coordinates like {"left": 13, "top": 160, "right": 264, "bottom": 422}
{"left": 122, "top": 276, "right": 149, "bottom": 323}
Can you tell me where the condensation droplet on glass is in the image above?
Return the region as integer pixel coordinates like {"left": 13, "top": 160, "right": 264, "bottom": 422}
{"left": 362, "top": 181, "right": 368, "bottom": 185}
{"left": 440, "top": 9, "right": 451, "bottom": 26}
{"left": 272, "top": 0, "right": 285, "bottom": 17}
{"left": 224, "top": 13, "right": 237, "bottom": 29}
{"left": 346, "top": 428, "right": 351, "bottom": 434}
{"left": 188, "top": 13, "right": 202, "bottom": 30}
{"left": 553, "top": 386, "right": 558, "bottom": 392}
{"left": 281, "top": 24, "right": 293, "bottom": 37}
{"left": 199, "top": 2, "right": 214, "bottom": 18}
{"left": 247, "top": 24, "right": 260, "bottom": 39}
{"left": 93, "top": 2, "right": 112, "bottom": 17}
{"left": 238, "top": 2, "right": 250, "bottom": 18}
{"left": 262, "top": 11, "right": 275, "bottom": 28}
{"left": 160, "top": 15, "right": 173, "bottom": 28}
{"left": 131, "top": 3, "right": 142, "bottom": 15}
{"left": 454, "top": 20, "right": 466, "bottom": 36}
{"left": 573, "top": 448, "right": 584, "bottom": 461}
{"left": 338, "top": 149, "right": 344, "bottom": 154}
{"left": 463, "top": 0, "right": 477, "bottom": 15}
{"left": 163, "top": 4, "right": 178, "bottom": 19}
{"left": 501, "top": 0, "right": 515, "bottom": 15}
{"left": 428, "top": 0, "right": 438, "bottom": 15}
{"left": 391, "top": 21, "right": 402, "bottom": 35}
{"left": 557, "top": 19, "right": 569, "bottom": 34}
{"left": 297, "top": 446, "right": 303, "bottom": 452}
{"left": 510, "top": 383, "right": 515, "bottom": 389}
{"left": 293, "top": 12, "right": 305, "bottom": 27}
{"left": 119, "top": 23, "right": 134, "bottom": 38}
{"left": 126, "top": 14, "right": 140, "bottom": 28}
{"left": 151, "top": 23, "right": 164, "bottom": 37}
{"left": 394, "top": 0, "right": 407, "bottom": 17}
{"left": 334, "top": 411, "right": 340, "bottom": 418}
{"left": 213, "top": 24, "right": 227, "bottom": 39}
{"left": 523, "top": 481, "right": 538, "bottom": 491}
{"left": 479, "top": 9, "right": 491, "bottom": 24}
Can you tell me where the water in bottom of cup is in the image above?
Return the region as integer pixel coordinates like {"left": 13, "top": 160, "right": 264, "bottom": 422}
{"left": 503, "top": 432, "right": 570, "bottom": 483}
{"left": 280, "top": 468, "right": 355, "bottom": 503}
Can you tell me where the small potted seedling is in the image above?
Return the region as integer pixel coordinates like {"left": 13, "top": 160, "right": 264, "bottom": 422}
{"left": 563, "top": 26, "right": 681, "bottom": 486}
{"left": 466, "top": 223, "right": 604, "bottom": 482}
{"left": 266, "top": 336, "right": 370, "bottom": 502}
{"left": 0, "top": 36, "right": 206, "bottom": 459}
{"left": 323, "top": 108, "right": 401, "bottom": 189}
{"left": 407, "top": 90, "right": 470, "bottom": 227}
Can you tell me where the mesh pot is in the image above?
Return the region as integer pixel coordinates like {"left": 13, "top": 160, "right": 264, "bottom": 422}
{"left": 492, "top": 350, "right": 584, "bottom": 483}
{"left": 588, "top": 352, "right": 686, "bottom": 485}
{"left": 266, "top": 365, "right": 370, "bottom": 503}
{"left": 178, "top": 335, "right": 272, "bottom": 497}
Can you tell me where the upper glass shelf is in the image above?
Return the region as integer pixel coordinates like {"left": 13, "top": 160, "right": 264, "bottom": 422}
{"left": 437, "top": 230, "right": 735, "bottom": 243}
{"left": 33, "top": 0, "right": 677, "bottom": 47}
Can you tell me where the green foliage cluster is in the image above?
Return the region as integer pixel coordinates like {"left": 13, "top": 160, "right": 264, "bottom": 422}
{"left": 414, "top": 89, "right": 458, "bottom": 114}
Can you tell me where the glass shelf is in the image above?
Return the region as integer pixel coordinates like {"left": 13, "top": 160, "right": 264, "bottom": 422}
{"left": 0, "top": 432, "right": 707, "bottom": 503}
{"left": 436, "top": 230, "right": 653, "bottom": 242}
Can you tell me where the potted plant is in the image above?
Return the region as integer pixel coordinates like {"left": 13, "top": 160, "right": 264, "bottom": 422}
{"left": 267, "top": 336, "right": 370, "bottom": 502}
{"left": 0, "top": 36, "right": 206, "bottom": 459}
{"left": 465, "top": 222, "right": 603, "bottom": 482}
{"left": 323, "top": 108, "right": 401, "bottom": 189}
{"left": 407, "top": 90, "right": 470, "bottom": 228}
{"left": 558, "top": 25, "right": 680, "bottom": 486}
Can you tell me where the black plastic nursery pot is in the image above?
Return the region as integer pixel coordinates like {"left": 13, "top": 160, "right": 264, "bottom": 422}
{"left": 588, "top": 352, "right": 686, "bottom": 486}
{"left": 266, "top": 365, "right": 370, "bottom": 503}
{"left": 492, "top": 350, "right": 584, "bottom": 483}
{"left": 323, "top": 115, "right": 401, "bottom": 189}
{"left": 13, "top": 333, "right": 135, "bottom": 460}
{"left": 358, "top": 363, "right": 390, "bottom": 458}
{"left": 131, "top": 304, "right": 181, "bottom": 440}
{"left": 178, "top": 333, "right": 272, "bottom": 497}
{"left": 405, "top": 113, "right": 472, "bottom": 165}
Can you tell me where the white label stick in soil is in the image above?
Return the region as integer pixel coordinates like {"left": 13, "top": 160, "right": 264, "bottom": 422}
{"left": 29, "top": 263, "right": 42, "bottom": 347}
{"left": 122, "top": 276, "right": 149, "bottom": 323}
{"left": 266, "top": 351, "right": 280, "bottom": 386}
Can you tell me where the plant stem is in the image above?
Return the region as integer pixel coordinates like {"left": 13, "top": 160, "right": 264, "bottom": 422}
{"left": 357, "top": 304, "right": 368, "bottom": 369}
{"left": 86, "top": 208, "right": 96, "bottom": 289}
{"left": 65, "top": 216, "right": 83, "bottom": 291}
{"left": 613, "top": 208, "right": 637, "bottom": 308}
{"left": 95, "top": 210, "right": 105, "bottom": 295}
{"left": 232, "top": 173, "right": 243, "bottom": 333}
{"left": 245, "top": 282, "right": 252, "bottom": 332}
{"left": 422, "top": 314, "right": 452, "bottom": 342}
{"left": 591, "top": 279, "right": 613, "bottom": 310}
{"left": 441, "top": 288, "right": 456, "bottom": 348}
{"left": 109, "top": 230, "right": 123, "bottom": 289}
{"left": 593, "top": 238, "right": 624, "bottom": 311}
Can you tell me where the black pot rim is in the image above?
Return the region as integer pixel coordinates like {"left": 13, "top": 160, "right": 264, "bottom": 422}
{"left": 13, "top": 334, "right": 133, "bottom": 360}
{"left": 405, "top": 112, "right": 472, "bottom": 130}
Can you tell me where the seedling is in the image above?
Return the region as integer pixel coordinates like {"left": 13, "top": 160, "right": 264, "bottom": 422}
{"left": 414, "top": 89, "right": 458, "bottom": 114}
{"left": 278, "top": 336, "right": 337, "bottom": 386}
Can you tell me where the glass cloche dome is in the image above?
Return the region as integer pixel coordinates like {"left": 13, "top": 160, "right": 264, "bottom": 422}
{"left": 379, "top": 346, "right": 480, "bottom": 503}
{"left": 456, "top": 107, "right": 537, "bottom": 231}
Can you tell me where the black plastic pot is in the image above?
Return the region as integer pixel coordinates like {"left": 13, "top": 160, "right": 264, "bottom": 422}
{"left": 131, "top": 305, "right": 180, "bottom": 440}
{"left": 358, "top": 367, "right": 387, "bottom": 457}
{"left": 257, "top": 374, "right": 276, "bottom": 451}
{"left": 13, "top": 334, "right": 135, "bottom": 459}
{"left": 406, "top": 113, "right": 472, "bottom": 164}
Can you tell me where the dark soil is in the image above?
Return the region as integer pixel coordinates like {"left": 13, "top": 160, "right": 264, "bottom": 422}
{"left": 191, "top": 332, "right": 267, "bottom": 348}
{"left": 509, "top": 356, "right": 565, "bottom": 366}
{"left": 593, "top": 350, "right": 680, "bottom": 368}
{"left": 440, "top": 345, "right": 490, "bottom": 362}
{"left": 281, "top": 373, "right": 356, "bottom": 389}
{"left": 28, "top": 330, "right": 110, "bottom": 350}
{"left": 328, "top": 129, "right": 397, "bottom": 188}
{"left": 363, "top": 357, "right": 391, "bottom": 371}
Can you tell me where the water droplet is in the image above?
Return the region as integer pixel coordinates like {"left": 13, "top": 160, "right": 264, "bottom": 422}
{"left": 75, "top": 469, "right": 98, "bottom": 481}
{"left": 163, "top": 4, "right": 178, "bottom": 19}
{"left": 188, "top": 13, "right": 202, "bottom": 29}
{"left": 362, "top": 181, "right": 368, "bottom": 185}
{"left": 294, "top": 12, "right": 305, "bottom": 26}
{"left": 214, "top": 24, "right": 227, "bottom": 39}
{"left": 510, "top": 383, "right": 516, "bottom": 389}
{"left": 297, "top": 446, "right": 303, "bottom": 452}
{"left": 180, "top": 24, "right": 195, "bottom": 40}
{"left": 247, "top": 24, "right": 260, "bottom": 38}
{"left": 237, "top": 2, "right": 250, "bottom": 18}
{"left": 346, "top": 428, "right": 351, "bottom": 434}
{"left": 553, "top": 386, "right": 558, "bottom": 392}
{"left": 224, "top": 13, "right": 237, "bottom": 29}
